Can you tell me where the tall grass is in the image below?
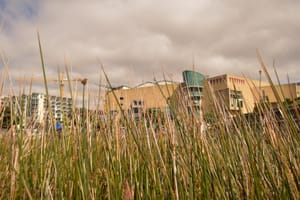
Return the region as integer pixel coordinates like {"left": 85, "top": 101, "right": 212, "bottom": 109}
{"left": 0, "top": 48, "right": 299, "bottom": 199}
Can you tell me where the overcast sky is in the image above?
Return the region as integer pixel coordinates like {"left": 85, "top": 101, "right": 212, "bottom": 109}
{"left": 0, "top": 0, "right": 299, "bottom": 95}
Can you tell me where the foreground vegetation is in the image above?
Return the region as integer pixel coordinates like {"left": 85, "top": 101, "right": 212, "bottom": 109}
{"left": 0, "top": 84, "right": 299, "bottom": 199}
{"left": 0, "top": 39, "right": 299, "bottom": 199}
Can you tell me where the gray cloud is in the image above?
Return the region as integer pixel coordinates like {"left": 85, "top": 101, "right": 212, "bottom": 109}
{"left": 0, "top": 0, "right": 299, "bottom": 97}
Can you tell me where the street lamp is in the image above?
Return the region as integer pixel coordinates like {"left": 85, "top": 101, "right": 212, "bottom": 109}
{"left": 81, "top": 78, "right": 88, "bottom": 130}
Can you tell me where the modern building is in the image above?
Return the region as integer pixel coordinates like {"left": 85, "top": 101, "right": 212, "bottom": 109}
{"left": 30, "top": 93, "right": 47, "bottom": 123}
{"left": 181, "top": 70, "right": 206, "bottom": 115}
{"left": 260, "top": 82, "right": 300, "bottom": 106}
{"left": 0, "top": 93, "right": 73, "bottom": 125}
{"left": 202, "top": 74, "right": 270, "bottom": 114}
{"left": 0, "top": 95, "right": 30, "bottom": 128}
{"left": 0, "top": 96, "right": 9, "bottom": 109}
{"left": 30, "top": 93, "right": 72, "bottom": 123}
{"left": 104, "top": 70, "right": 207, "bottom": 120}
{"left": 104, "top": 70, "right": 300, "bottom": 120}
{"left": 13, "top": 94, "right": 30, "bottom": 126}
{"left": 50, "top": 95, "right": 72, "bottom": 121}
{"left": 105, "top": 81, "right": 180, "bottom": 120}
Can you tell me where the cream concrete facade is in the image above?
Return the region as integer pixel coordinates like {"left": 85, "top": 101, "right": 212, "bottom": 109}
{"left": 105, "top": 81, "right": 180, "bottom": 119}
{"left": 261, "top": 83, "right": 300, "bottom": 104}
{"left": 105, "top": 73, "right": 300, "bottom": 118}
{"left": 203, "top": 74, "right": 269, "bottom": 114}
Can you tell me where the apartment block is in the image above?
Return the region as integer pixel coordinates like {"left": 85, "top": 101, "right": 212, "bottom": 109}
{"left": 3, "top": 93, "right": 73, "bottom": 124}
{"left": 30, "top": 93, "right": 47, "bottom": 123}
{"left": 30, "top": 93, "right": 72, "bottom": 123}
{"left": 50, "top": 96, "right": 72, "bottom": 121}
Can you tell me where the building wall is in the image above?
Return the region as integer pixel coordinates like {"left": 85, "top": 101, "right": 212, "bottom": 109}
{"left": 181, "top": 70, "right": 206, "bottom": 116}
{"left": 0, "top": 96, "right": 9, "bottom": 109}
{"left": 31, "top": 93, "right": 46, "bottom": 123}
{"left": 1, "top": 93, "right": 72, "bottom": 126}
{"left": 203, "top": 74, "right": 269, "bottom": 114}
{"left": 105, "top": 82, "right": 180, "bottom": 119}
{"left": 50, "top": 96, "right": 72, "bottom": 121}
{"left": 30, "top": 93, "right": 72, "bottom": 123}
{"left": 261, "top": 83, "right": 299, "bottom": 103}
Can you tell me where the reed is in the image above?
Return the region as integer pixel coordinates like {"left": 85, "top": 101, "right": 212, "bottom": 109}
{"left": 0, "top": 47, "right": 299, "bottom": 199}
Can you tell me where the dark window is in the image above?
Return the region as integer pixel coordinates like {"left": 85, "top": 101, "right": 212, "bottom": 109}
{"left": 133, "top": 108, "right": 139, "bottom": 113}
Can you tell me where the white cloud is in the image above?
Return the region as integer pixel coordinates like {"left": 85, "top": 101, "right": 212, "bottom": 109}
{"left": 0, "top": 0, "right": 299, "bottom": 97}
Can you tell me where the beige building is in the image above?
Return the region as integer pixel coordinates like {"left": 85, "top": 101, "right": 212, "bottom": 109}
{"left": 203, "top": 74, "right": 270, "bottom": 114}
{"left": 261, "top": 83, "right": 300, "bottom": 105}
{"left": 105, "top": 72, "right": 300, "bottom": 119}
{"left": 105, "top": 81, "right": 180, "bottom": 120}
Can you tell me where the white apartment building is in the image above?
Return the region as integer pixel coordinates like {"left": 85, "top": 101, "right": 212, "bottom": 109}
{"left": 0, "top": 95, "right": 30, "bottom": 127}
{"left": 0, "top": 96, "right": 9, "bottom": 108}
{"left": 50, "top": 95, "right": 72, "bottom": 121}
{"left": 30, "top": 93, "right": 47, "bottom": 123}
{"left": 1, "top": 93, "right": 73, "bottom": 127}
{"left": 30, "top": 93, "right": 72, "bottom": 123}
{"left": 13, "top": 94, "right": 30, "bottom": 121}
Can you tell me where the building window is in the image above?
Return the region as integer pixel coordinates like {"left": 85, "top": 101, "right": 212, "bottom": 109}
{"left": 133, "top": 107, "right": 139, "bottom": 113}
{"left": 131, "top": 100, "right": 144, "bottom": 121}
{"left": 133, "top": 100, "right": 137, "bottom": 106}
{"left": 230, "top": 90, "right": 243, "bottom": 110}
{"left": 237, "top": 99, "right": 243, "bottom": 108}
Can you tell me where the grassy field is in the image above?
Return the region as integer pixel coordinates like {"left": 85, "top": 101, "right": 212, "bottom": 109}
{"left": 0, "top": 88, "right": 299, "bottom": 199}
{"left": 0, "top": 40, "right": 299, "bottom": 199}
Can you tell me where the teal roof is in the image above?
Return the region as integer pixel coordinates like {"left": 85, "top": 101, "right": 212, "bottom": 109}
{"left": 182, "top": 70, "right": 205, "bottom": 86}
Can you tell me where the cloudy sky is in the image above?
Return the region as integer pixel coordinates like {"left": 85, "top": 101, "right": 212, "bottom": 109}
{"left": 0, "top": 0, "right": 299, "bottom": 95}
